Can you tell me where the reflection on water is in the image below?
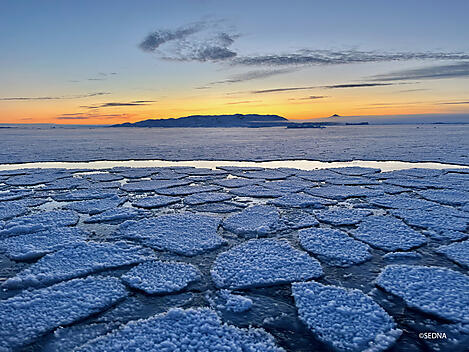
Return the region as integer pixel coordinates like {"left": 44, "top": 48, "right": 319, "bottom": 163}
{"left": 0, "top": 159, "right": 467, "bottom": 172}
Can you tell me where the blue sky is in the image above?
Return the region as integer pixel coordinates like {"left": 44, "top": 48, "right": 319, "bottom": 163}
{"left": 1, "top": 0, "right": 468, "bottom": 123}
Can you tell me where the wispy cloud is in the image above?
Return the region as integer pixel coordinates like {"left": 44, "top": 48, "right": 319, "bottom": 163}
{"left": 81, "top": 100, "right": 155, "bottom": 109}
{"left": 225, "top": 100, "right": 261, "bottom": 105}
{"left": 56, "top": 113, "right": 129, "bottom": 120}
{"left": 289, "top": 95, "right": 328, "bottom": 101}
{"left": 371, "top": 62, "right": 469, "bottom": 81}
{"left": 0, "top": 92, "right": 110, "bottom": 101}
{"left": 235, "top": 50, "right": 469, "bottom": 67}
{"left": 437, "top": 101, "right": 469, "bottom": 105}
{"left": 198, "top": 68, "right": 297, "bottom": 88}
{"left": 139, "top": 23, "right": 204, "bottom": 52}
{"left": 252, "top": 83, "right": 393, "bottom": 94}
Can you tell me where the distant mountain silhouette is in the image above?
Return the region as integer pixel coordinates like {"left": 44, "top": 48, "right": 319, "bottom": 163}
{"left": 111, "top": 114, "right": 289, "bottom": 128}
{"left": 329, "top": 114, "right": 341, "bottom": 118}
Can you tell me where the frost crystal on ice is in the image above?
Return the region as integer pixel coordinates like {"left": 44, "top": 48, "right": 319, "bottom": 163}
{"left": 376, "top": 265, "right": 469, "bottom": 323}
{"left": 222, "top": 205, "right": 281, "bottom": 237}
{"left": 0, "top": 276, "right": 128, "bottom": 351}
{"left": 76, "top": 308, "right": 284, "bottom": 352}
{"left": 436, "top": 240, "right": 469, "bottom": 268}
{"left": 298, "top": 227, "right": 372, "bottom": 267}
{"left": 122, "top": 260, "right": 201, "bottom": 294}
{"left": 351, "top": 215, "right": 427, "bottom": 251}
{"left": 183, "top": 191, "right": 232, "bottom": 205}
{"left": 131, "top": 195, "right": 181, "bottom": 208}
{"left": 292, "top": 281, "right": 401, "bottom": 352}
{"left": 211, "top": 239, "right": 323, "bottom": 289}
{"left": 314, "top": 208, "right": 372, "bottom": 226}
{"left": 2, "top": 241, "right": 154, "bottom": 289}
{"left": 119, "top": 213, "right": 224, "bottom": 256}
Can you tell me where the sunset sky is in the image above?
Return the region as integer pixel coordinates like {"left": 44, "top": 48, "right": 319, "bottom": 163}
{"left": 1, "top": 0, "right": 469, "bottom": 124}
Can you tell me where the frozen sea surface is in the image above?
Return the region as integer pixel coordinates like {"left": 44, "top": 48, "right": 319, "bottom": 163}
{"left": 0, "top": 163, "right": 468, "bottom": 351}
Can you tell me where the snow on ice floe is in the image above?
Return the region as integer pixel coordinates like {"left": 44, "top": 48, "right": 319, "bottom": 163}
{"left": 85, "top": 173, "right": 124, "bottom": 182}
{"left": 211, "top": 239, "right": 322, "bottom": 289}
{"left": 298, "top": 228, "right": 372, "bottom": 267}
{"left": 0, "top": 276, "right": 128, "bottom": 351}
{"left": 391, "top": 206, "right": 469, "bottom": 232}
{"left": 229, "top": 185, "right": 283, "bottom": 198}
{"left": 351, "top": 215, "right": 427, "bottom": 251}
{"left": 292, "top": 281, "right": 401, "bottom": 352}
{"left": 436, "top": 240, "right": 469, "bottom": 268}
{"left": 183, "top": 191, "right": 232, "bottom": 205}
{"left": 367, "top": 194, "right": 436, "bottom": 209}
{"left": 52, "top": 189, "right": 119, "bottom": 201}
{"left": 314, "top": 208, "right": 372, "bottom": 226}
{"left": 376, "top": 265, "right": 469, "bottom": 323}
{"left": 75, "top": 308, "right": 284, "bottom": 352}
{"left": 383, "top": 251, "right": 422, "bottom": 261}
{"left": 0, "top": 202, "right": 28, "bottom": 221}
{"left": 0, "top": 210, "right": 79, "bottom": 238}
{"left": 212, "top": 178, "right": 259, "bottom": 188}
{"left": 119, "top": 213, "right": 224, "bottom": 256}
{"left": 305, "top": 185, "right": 383, "bottom": 200}
{"left": 155, "top": 185, "right": 221, "bottom": 196}
{"left": 262, "top": 179, "right": 313, "bottom": 193}
{"left": 121, "top": 179, "right": 190, "bottom": 192}
{"left": 84, "top": 208, "right": 148, "bottom": 224}
{"left": 270, "top": 193, "right": 334, "bottom": 208}
{"left": 193, "top": 202, "right": 245, "bottom": 213}
{"left": 2, "top": 241, "right": 154, "bottom": 289}
{"left": 0, "top": 189, "right": 33, "bottom": 201}
{"left": 222, "top": 205, "right": 281, "bottom": 238}
{"left": 417, "top": 189, "right": 469, "bottom": 206}
{"left": 63, "top": 196, "right": 127, "bottom": 214}
{"left": 325, "top": 176, "right": 380, "bottom": 186}
{"left": 122, "top": 260, "right": 201, "bottom": 294}
{"left": 231, "top": 169, "right": 293, "bottom": 180}
{"left": 0, "top": 227, "right": 88, "bottom": 260}
{"left": 330, "top": 166, "right": 381, "bottom": 176}
{"left": 209, "top": 289, "right": 253, "bottom": 313}
{"left": 131, "top": 195, "right": 181, "bottom": 208}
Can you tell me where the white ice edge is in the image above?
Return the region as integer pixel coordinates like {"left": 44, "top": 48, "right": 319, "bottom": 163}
{"left": 0, "top": 159, "right": 467, "bottom": 172}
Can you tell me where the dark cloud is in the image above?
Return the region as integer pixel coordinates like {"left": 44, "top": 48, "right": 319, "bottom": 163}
{"left": 225, "top": 100, "right": 261, "bottom": 105}
{"left": 199, "top": 68, "right": 296, "bottom": 88}
{"left": 438, "top": 101, "right": 469, "bottom": 105}
{"left": 139, "top": 23, "right": 204, "bottom": 52}
{"left": 235, "top": 50, "right": 469, "bottom": 67}
{"left": 56, "top": 113, "right": 127, "bottom": 120}
{"left": 81, "top": 100, "right": 155, "bottom": 109}
{"left": 0, "top": 92, "right": 110, "bottom": 101}
{"left": 289, "top": 95, "right": 328, "bottom": 100}
{"left": 371, "top": 62, "right": 469, "bottom": 81}
{"left": 252, "top": 83, "right": 393, "bottom": 94}
{"left": 56, "top": 116, "right": 90, "bottom": 120}
{"left": 325, "top": 83, "right": 393, "bottom": 89}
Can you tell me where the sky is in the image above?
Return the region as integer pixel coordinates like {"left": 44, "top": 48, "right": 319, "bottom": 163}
{"left": 1, "top": 0, "right": 469, "bottom": 124}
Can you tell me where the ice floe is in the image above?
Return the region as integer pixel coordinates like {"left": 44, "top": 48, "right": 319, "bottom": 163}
{"left": 232, "top": 169, "right": 292, "bottom": 180}
{"left": 63, "top": 196, "right": 127, "bottom": 214}
{"left": 52, "top": 189, "right": 118, "bottom": 201}
{"left": 330, "top": 166, "right": 381, "bottom": 176}
{"left": 0, "top": 227, "right": 88, "bottom": 260}
{"left": 383, "top": 251, "right": 422, "bottom": 261}
{"left": 85, "top": 173, "right": 124, "bottom": 182}
{"left": 2, "top": 241, "right": 154, "bottom": 289}
{"left": 0, "top": 210, "right": 79, "bottom": 237}
{"left": 0, "top": 276, "right": 128, "bottom": 351}
{"left": 75, "top": 308, "right": 284, "bottom": 352}
{"left": 351, "top": 215, "right": 428, "bottom": 251}
{"left": 210, "top": 289, "right": 253, "bottom": 313}
{"left": 0, "top": 202, "right": 28, "bottom": 221}
{"left": 155, "top": 185, "right": 221, "bottom": 196}
{"left": 0, "top": 189, "right": 33, "bottom": 201}
{"left": 262, "top": 179, "right": 312, "bottom": 193}
{"left": 113, "top": 167, "right": 158, "bottom": 179}
{"left": 184, "top": 191, "right": 232, "bottom": 205}
{"left": 211, "top": 239, "right": 323, "bottom": 289}
{"left": 326, "top": 176, "right": 380, "bottom": 186}
{"left": 119, "top": 213, "right": 224, "bottom": 256}
{"left": 131, "top": 195, "right": 181, "bottom": 208}
{"left": 122, "top": 260, "right": 201, "bottom": 294}
{"left": 367, "top": 194, "right": 436, "bottom": 209}
{"left": 193, "top": 202, "right": 244, "bottom": 213}
{"left": 298, "top": 228, "right": 372, "bottom": 267}
{"left": 229, "top": 185, "right": 283, "bottom": 198}
{"left": 222, "top": 205, "right": 281, "bottom": 237}
{"left": 436, "top": 240, "right": 469, "bottom": 268}
{"left": 376, "top": 265, "right": 469, "bottom": 323}
{"left": 292, "top": 281, "right": 401, "bottom": 352}
{"left": 121, "top": 179, "right": 190, "bottom": 192}
{"left": 84, "top": 208, "right": 147, "bottom": 224}
{"left": 270, "top": 193, "right": 332, "bottom": 208}
{"left": 418, "top": 189, "right": 469, "bottom": 206}
{"left": 212, "top": 178, "right": 259, "bottom": 188}
{"left": 314, "top": 208, "right": 372, "bottom": 226}
{"left": 305, "top": 185, "right": 383, "bottom": 200}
